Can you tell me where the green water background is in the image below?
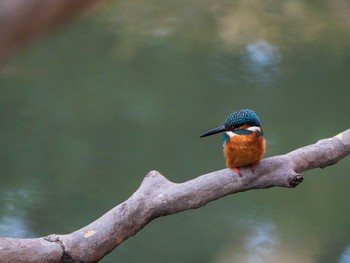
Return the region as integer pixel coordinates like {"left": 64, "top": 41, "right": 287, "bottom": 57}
{"left": 1, "top": 1, "right": 350, "bottom": 262}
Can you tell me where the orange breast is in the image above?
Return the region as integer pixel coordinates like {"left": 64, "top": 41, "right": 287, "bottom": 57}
{"left": 224, "top": 133, "right": 266, "bottom": 168}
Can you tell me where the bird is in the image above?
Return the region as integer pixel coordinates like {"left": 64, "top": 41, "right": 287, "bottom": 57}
{"left": 200, "top": 109, "right": 266, "bottom": 176}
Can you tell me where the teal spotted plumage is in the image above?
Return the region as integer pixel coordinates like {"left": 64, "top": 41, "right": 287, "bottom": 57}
{"left": 224, "top": 109, "right": 261, "bottom": 129}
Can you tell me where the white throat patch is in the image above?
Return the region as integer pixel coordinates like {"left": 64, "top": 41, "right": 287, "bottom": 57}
{"left": 225, "top": 126, "right": 261, "bottom": 138}
{"left": 225, "top": 131, "right": 236, "bottom": 137}
{"left": 247, "top": 126, "right": 261, "bottom": 132}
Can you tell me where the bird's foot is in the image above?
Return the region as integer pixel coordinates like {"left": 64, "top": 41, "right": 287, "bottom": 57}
{"left": 233, "top": 165, "right": 256, "bottom": 177}
{"left": 233, "top": 167, "right": 242, "bottom": 177}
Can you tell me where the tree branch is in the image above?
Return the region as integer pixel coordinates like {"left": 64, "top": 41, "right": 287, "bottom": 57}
{"left": 0, "top": 129, "right": 349, "bottom": 262}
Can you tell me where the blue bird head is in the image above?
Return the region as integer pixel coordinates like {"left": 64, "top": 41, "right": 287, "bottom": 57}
{"left": 199, "top": 109, "right": 262, "bottom": 138}
{"left": 224, "top": 109, "right": 261, "bottom": 130}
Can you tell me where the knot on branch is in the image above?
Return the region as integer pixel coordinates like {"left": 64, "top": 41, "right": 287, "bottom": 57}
{"left": 142, "top": 170, "right": 171, "bottom": 186}
{"left": 44, "top": 235, "right": 73, "bottom": 262}
{"left": 288, "top": 175, "right": 304, "bottom": 187}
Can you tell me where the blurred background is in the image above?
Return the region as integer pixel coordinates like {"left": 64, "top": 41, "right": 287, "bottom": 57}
{"left": 1, "top": 0, "right": 350, "bottom": 262}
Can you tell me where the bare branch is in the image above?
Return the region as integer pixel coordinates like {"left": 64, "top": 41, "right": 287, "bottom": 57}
{"left": 287, "top": 130, "right": 350, "bottom": 172}
{"left": 0, "top": 129, "right": 349, "bottom": 262}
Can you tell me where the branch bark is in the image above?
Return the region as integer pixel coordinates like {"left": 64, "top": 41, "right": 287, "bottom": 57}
{"left": 0, "top": 129, "right": 349, "bottom": 262}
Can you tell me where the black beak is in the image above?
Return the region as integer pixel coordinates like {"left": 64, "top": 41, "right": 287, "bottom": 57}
{"left": 199, "top": 125, "right": 227, "bottom": 138}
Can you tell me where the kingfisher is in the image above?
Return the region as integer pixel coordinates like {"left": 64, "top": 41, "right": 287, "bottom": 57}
{"left": 200, "top": 109, "right": 266, "bottom": 176}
